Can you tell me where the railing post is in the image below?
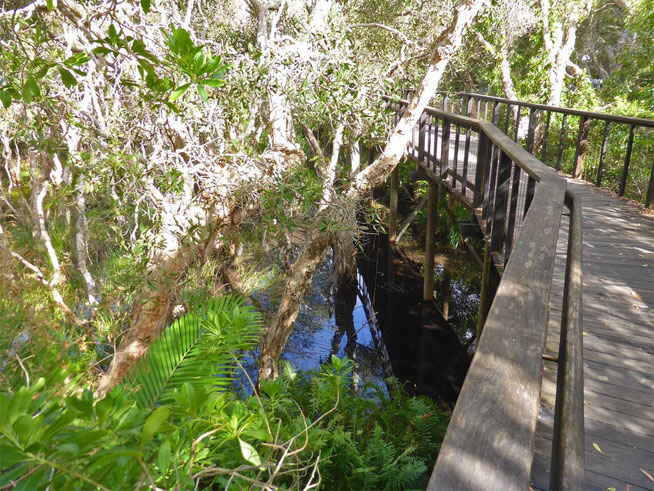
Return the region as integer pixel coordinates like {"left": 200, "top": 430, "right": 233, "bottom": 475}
{"left": 389, "top": 166, "right": 399, "bottom": 241}
{"left": 619, "top": 124, "right": 636, "bottom": 196}
{"left": 596, "top": 121, "right": 611, "bottom": 187}
{"left": 440, "top": 118, "right": 451, "bottom": 176}
{"left": 573, "top": 115, "right": 590, "bottom": 179}
{"left": 423, "top": 181, "right": 439, "bottom": 301}
{"left": 492, "top": 101, "right": 500, "bottom": 126}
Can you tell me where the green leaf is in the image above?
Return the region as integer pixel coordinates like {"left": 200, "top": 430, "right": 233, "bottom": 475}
{"left": 202, "top": 78, "right": 224, "bottom": 88}
{"left": 45, "top": 0, "right": 56, "bottom": 11}
{"left": 0, "top": 465, "right": 27, "bottom": 487}
{"left": 0, "top": 90, "right": 10, "bottom": 108}
{"left": 141, "top": 0, "right": 151, "bottom": 14}
{"left": 197, "top": 84, "right": 209, "bottom": 102}
{"left": 140, "top": 406, "right": 170, "bottom": 445}
{"left": 64, "top": 52, "right": 90, "bottom": 67}
{"left": 238, "top": 438, "right": 262, "bottom": 467}
{"left": 169, "top": 83, "right": 191, "bottom": 102}
{"left": 592, "top": 442, "right": 604, "bottom": 454}
{"left": 157, "top": 438, "right": 171, "bottom": 474}
{"left": 58, "top": 67, "right": 77, "bottom": 88}
{"left": 22, "top": 78, "right": 40, "bottom": 103}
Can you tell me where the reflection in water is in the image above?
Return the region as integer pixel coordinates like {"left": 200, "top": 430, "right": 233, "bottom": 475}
{"left": 263, "top": 232, "right": 478, "bottom": 405}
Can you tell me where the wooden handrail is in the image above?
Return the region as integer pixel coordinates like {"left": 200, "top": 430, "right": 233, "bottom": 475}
{"left": 390, "top": 97, "right": 585, "bottom": 489}
{"left": 448, "top": 91, "right": 654, "bottom": 127}
{"left": 433, "top": 91, "right": 654, "bottom": 208}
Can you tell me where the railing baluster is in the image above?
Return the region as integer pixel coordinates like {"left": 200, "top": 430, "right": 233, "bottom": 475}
{"left": 541, "top": 111, "right": 552, "bottom": 164}
{"left": 573, "top": 115, "right": 591, "bottom": 179}
{"left": 418, "top": 111, "right": 427, "bottom": 164}
{"left": 491, "top": 150, "right": 512, "bottom": 253}
{"left": 431, "top": 116, "right": 440, "bottom": 171}
{"left": 440, "top": 117, "right": 451, "bottom": 177}
{"left": 492, "top": 101, "right": 500, "bottom": 126}
{"left": 484, "top": 145, "right": 500, "bottom": 222}
{"left": 427, "top": 114, "right": 433, "bottom": 170}
{"left": 504, "top": 104, "right": 511, "bottom": 134}
{"left": 504, "top": 162, "right": 522, "bottom": 265}
{"left": 452, "top": 125, "right": 461, "bottom": 188}
{"left": 526, "top": 108, "right": 537, "bottom": 153}
{"left": 596, "top": 121, "right": 611, "bottom": 187}
{"left": 462, "top": 126, "right": 472, "bottom": 198}
{"left": 557, "top": 114, "right": 568, "bottom": 171}
{"left": 474, "top": 132, "right": 490, "bottom": 207}
{"left": 484, "top": 100, "right": 489, "bottom": 121}
{"left": 646, "top": 161, "right": 654, "bottom": 210}
{"left": 524, "top": 176, "right": 536, "bottom": 215}
{"left": 466, "top": 95, "right": 473, "bottom": 117}
{"left": 514, "top": 106, "right": 522, "bottom": 142}
{"left": 619, "top": 124, "right": 636, "bottom": 196}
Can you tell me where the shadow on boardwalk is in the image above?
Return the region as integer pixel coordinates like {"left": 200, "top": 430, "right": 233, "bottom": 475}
{"left": 531, "top": 179, "right": 654, "bottom": 491}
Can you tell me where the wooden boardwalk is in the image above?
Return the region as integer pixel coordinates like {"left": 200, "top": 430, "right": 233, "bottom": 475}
{"left": 531, "top": 180, "right": 654, "bottom": 490}
{"left": 401, "top": 99, "right": 653, "bottom": 489}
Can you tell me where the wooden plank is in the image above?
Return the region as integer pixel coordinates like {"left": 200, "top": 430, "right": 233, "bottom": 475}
{"left": 536, "top": 435, "right": 654, "bottom": 489}
{"left": 541, "top": 381, "right": 654, "bottom": 422}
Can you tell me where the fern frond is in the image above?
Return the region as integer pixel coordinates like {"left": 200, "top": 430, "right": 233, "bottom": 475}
{"left": 123, "top": 295, "right": 261, "bottom": 408}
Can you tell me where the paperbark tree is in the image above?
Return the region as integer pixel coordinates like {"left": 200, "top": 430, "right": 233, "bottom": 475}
{"left": 540, "top": 0, "right": 593, "bottom": 106}
{"left": 259, "top": 0, "right": 488, "bottom": 380}
{"left": 96, "top": 0, "right": 337, "bottom": 395}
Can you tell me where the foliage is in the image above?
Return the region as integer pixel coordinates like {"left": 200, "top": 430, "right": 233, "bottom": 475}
{"left": 0, "top": 345, "right": 448, "bottom": 490}
{"left": 125, "top": 296, "right": 261, "bottom": 408}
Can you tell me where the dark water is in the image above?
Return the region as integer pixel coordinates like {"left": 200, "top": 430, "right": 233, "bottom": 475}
{"left": 248, "top": 233, "right": 480, "bottom": 405}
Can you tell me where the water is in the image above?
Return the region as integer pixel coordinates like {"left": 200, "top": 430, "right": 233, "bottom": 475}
{"left": 246, "top": 233, "right": 480, "bottom": 405}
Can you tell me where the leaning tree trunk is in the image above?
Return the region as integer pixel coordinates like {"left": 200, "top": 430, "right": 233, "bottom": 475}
{"left": 97, "top": 0, "right": 310, "bottom": 396}
{"left": 258, "top": 0, "right": 488, "bottom": 381}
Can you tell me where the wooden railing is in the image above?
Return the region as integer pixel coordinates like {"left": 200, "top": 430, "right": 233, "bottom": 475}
{"left": 391, "top": 98, "right": 585, "bottom": 489}
{"left": 434, "top": 91, "right": 654, "bottom": 209}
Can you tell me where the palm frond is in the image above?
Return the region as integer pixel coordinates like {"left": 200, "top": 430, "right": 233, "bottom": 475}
{"left": 124, "top": 295, "right": 261, "bottom": 408}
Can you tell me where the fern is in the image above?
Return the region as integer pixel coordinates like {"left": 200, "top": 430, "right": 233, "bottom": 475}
{"left": 124, "top": 295, "right": 261, "bottom": 408}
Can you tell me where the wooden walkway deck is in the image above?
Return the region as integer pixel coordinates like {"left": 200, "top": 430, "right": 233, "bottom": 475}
{"left": 531, "top": 180, "right": 654, "bottom": 490}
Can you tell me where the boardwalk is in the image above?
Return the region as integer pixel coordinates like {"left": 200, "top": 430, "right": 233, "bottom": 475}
{"left": 401, "top": 102, "right": 654, "bottom": 489}
{"left": 531, "top": 180, "right": 654, "bottom": 490}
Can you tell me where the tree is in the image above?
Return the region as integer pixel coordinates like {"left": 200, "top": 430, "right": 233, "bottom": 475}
{"left": 258, "top": 0, "right": 488, "bottom": 380}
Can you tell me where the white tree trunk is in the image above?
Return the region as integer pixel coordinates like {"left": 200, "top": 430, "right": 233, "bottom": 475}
{"left": 258, "top": 0, "right": 488, "bottom": 380}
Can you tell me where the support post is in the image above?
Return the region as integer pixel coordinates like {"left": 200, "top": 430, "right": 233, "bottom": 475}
{"left": 389, "top": 166, "right": 399, "bottom": 241}
{"left": 423, "top": 182, "right": 439, "bottom": 302}
{"left": 476, "top": 241, "right": 492, "bottom": 343}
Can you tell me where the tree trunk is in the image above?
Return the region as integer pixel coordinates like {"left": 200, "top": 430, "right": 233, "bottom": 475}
{"left": 258, "top": 0, "right": 487, "bottom": 380}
